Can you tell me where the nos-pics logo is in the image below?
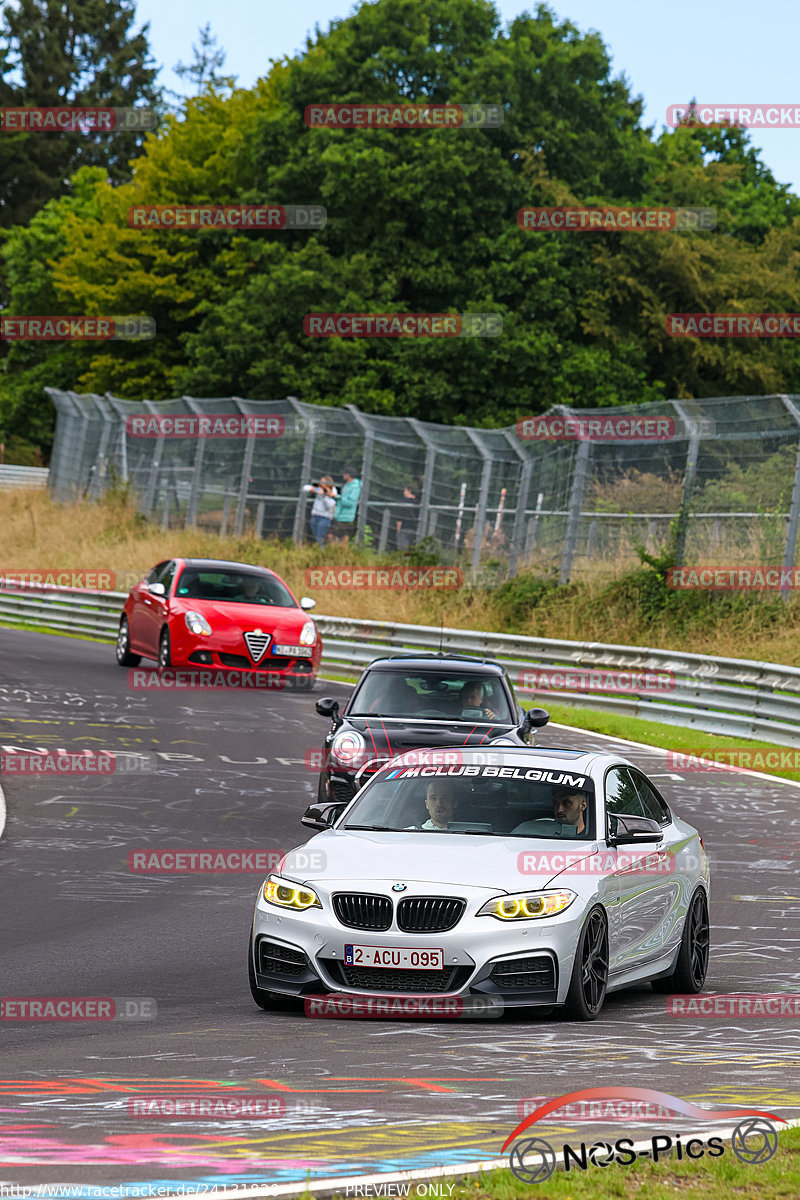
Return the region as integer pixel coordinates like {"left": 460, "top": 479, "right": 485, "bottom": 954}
{"left": 503, "top": 1087, "right": 785, "bottom": 1184}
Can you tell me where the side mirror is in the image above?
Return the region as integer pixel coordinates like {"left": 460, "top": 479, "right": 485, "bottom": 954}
{"left": 301, "top": 801, "right": 347, "bottom": 831}
{"left": 300, "top": 596, "right": 316, "bottom": 611}
{"left": 608, "top": 814, "right": 664, "bottom": 846}
{"left": 519, "top": 707, "right": 549, "bottom": 744}
{"left": 315, "top": 697, "right": 340, "bottom": 719}
{"left": 148, "top": 582, "right": 166, "bottom": 597}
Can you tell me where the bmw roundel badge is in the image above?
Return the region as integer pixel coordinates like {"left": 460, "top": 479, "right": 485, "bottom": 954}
{"left": 392, "top": 883, "right": 407, "bottom": 892}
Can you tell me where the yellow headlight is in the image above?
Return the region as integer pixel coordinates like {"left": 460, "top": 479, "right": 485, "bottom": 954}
{"left": 480, "top": 890, "right": 575, "bottom": 920}
{"left": 263, "top": 875, "right": 321, "bottom": 910}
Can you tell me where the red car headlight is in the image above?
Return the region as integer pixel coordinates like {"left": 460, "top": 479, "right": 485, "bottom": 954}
{"left": 299, "top": 620, "right": 317, "bottom": 646}
{"left": 185, "top": 611, "right": 212, "bottom": 636}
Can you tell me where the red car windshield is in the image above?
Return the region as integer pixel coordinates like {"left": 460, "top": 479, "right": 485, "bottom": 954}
{"left": 174, "top": 568, "right": 296, "bottom": 607}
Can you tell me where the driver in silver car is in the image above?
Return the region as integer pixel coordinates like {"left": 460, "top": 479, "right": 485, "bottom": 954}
{"left": 511, "top": 787, "right": 587, "bottom": 836}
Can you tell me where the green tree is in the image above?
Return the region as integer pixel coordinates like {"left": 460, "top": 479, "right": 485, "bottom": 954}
{"left": 0, "top": 0, "right": 161, "bottom": 230}
{"left": 4, "top": 0, "right": 800, "bottom": 447}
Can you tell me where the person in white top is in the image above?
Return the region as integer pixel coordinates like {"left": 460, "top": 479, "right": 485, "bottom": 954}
{"left": 303, "top": 475, "right": 338, "bottom": 545}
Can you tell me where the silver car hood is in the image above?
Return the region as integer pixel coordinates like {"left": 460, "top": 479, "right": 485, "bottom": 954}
{"left": 283, "top": 829, "right": 601, "bottom": 892}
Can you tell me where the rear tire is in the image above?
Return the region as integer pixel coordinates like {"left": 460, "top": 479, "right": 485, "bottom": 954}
{"left": 116, "top": 617, "right": 141, "bottom": 667}
{"left": 562, "top": 907, "right": 609, "bottom": 1021}
{"left": 652, "top": 889, "right": 709, "bottom": 994}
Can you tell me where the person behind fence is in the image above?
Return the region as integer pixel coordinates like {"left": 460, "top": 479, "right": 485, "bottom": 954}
{"left": 302, "top": 475, "right": 338, "bottom": 546}
{"left": 329, "top": 466, "right": 362, "bottom": 544}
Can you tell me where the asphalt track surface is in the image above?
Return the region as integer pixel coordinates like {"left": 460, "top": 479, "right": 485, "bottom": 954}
{"left": 1, "top": 626, "right": 799, "bottom": 1193}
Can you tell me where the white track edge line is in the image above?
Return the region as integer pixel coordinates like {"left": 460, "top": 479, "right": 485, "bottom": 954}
{"left": 0, "top": 781, "right": 6, "bottom": 841}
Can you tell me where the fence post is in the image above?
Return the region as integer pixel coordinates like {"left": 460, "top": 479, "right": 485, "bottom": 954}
{"left": 560, "top": 440, "right": 591, "bottom": 584}
{"left": 465, "top": 429, "right": 493, "bottom": 581}
{"left": 88, "top": 404, "right": 115, "bottom": 499}
{"left": 503, "top": 429, "right": 530, "bottom": 579}
{"left": 408, "top": 418, "right": 436, "bottom": 541}
{"left": 671, "top": 401, "right": 701, "bottom": 568}
{"left": 291, "top": 405, "right": 316, "bottom": 545}
{"left": 779, "top": 396, "right": 800, "bottom": 601}
{"left": 142, "top": 400, "right": 166, "bottom": 515}
{"left": 378, "top": 506, "right": 391, "bottom": 551}
{"left": 183, "top": 397, "right": 206, "bottom": 529}
{"left": 345, "top": 404, "right": 373, "bottom": 545}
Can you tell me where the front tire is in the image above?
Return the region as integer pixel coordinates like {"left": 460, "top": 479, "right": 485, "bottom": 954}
{"left": 652, "top": 889, "right": 709, "bottom": 994}
{"left": 562, "top": 907, "right": 609, "bottom": 1021}
{"left": 158, "top": 627, "right": 171, "bottom": 670}
{"left": 116, "top": 617, "right": 141, "bottom": 667}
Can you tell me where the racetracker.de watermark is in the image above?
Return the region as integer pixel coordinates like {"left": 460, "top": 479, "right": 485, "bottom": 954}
{"left": 517, "top": 668, "right": 675, "bottom": 694}
{"left": 305, "top": 103, "right": 503, "bottom": 128}
{"left": 127, "top": 669, "right": 288, "bottom": 690}
{"left": 667, "top": 993, "right": 800, "bottom": 1017}
{"left": 0, "top": 106, "right": 157, "bottom": 131}
{"left": 517, "top": 1096, "right": 681, "bottom": 1121}
{"left": 518, "top": 206, "right": 716, "bottom": 232}
{"left": 127, "top": 1096, "right": 294, "bottom": 1118}
{"left": 304, "top": 995, "right": 503, "bottom": 1018}
{"left": 127, "top": 848, "right": 325, "bottom": 873}
{"left": 1, "top": 751, "right": 158, "bottom": 776}
{"left": 128, "top": 204, "right": 326, "bottom": 229}
{"left": 667, "top": 103, "right": 800, "bottom": 128}
{"left": 516, "top": 414, "right": 675, "bottom": 441}
{"left": 667, "top": 313, "right": 800, "bottom": 337}
{"left": 0, "top": 316, "right": 155, "bottom": 340}
{"left": 304, "top": 313, "right": 502, "bottom": 337}
{"left": 304, "top": 567, "right": 462, "bottom": 590}
{"left": 517, "top": 849, "right": 677, "bottom": 876}
{"left": 125, "top": 414, "right": 285, "bottom": 438}
{"left": 1, "top": 997, "right": 156, "bottom": 1021}
{"left": 667, "top": 565, "right": 800, "bottom": 590}
{"left": 667, "top": 749, "right": 800, "bottom": 772}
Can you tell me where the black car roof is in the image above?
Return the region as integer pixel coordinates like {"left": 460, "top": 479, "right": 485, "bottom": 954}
{"left": 180, "top": 558, "right": 276, "bottom": 575}
{"left": 364, "top": 655, "right": 506, "bottom": 675}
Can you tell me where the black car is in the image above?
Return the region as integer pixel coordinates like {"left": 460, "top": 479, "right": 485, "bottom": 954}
{"left": 314, "top": 654, "right": 549, "bottom": 805}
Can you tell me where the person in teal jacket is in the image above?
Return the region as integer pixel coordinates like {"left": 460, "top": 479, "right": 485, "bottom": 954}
{"left": 330, "top": 467, "right": 362, "bottom": 543}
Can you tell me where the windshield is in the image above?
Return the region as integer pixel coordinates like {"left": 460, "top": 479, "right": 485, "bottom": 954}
{"left": 340, "top": 763, "right": 595, "bottom": 838}
{"left": 348, "top": 670, "right": 514, "bottom": 722}
{"left": 174, "top": 568, "right": 296, "bottom": 607}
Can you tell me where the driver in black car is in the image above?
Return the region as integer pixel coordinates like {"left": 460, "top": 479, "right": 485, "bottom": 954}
{"left": 458, "top": 680, "right": 498, "bottom": 721}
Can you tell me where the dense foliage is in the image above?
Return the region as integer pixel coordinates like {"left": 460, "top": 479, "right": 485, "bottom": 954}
{"left": 3, "top": 0, "right": 800, "bottom": 451}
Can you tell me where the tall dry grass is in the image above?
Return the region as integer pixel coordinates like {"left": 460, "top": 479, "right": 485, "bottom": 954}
{"left": 3, "top": 488, "right": 800, "bottom": 666}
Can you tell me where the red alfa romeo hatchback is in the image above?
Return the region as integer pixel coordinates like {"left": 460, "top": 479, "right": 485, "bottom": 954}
{"left": 116, "top": 558, "right": 322, "bottom": 689}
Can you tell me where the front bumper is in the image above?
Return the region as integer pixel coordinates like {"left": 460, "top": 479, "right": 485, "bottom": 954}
{"left": 250, "top": 883, "right": 586, "bottom": 1009}
{"left": 172, "top": 631, "right": 321, "bottom": 679}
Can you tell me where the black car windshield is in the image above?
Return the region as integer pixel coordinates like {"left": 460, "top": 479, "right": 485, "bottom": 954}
{"left": 341, "top": 763, "right": 595, "bottom": 839}
{"left": 348, "top": 671, "right": 514, "bottom": 722}
{"left": 174, "top": 568, "right": 296, "bottom": 607}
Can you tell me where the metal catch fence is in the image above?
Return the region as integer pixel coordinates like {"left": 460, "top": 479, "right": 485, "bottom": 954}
{"left": 46, "top": 389, "right": 800, "bottom": 583}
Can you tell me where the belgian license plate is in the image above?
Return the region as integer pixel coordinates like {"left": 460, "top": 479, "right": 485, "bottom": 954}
{"left": 344, "top": 944, "right": 444, "bottom": 970}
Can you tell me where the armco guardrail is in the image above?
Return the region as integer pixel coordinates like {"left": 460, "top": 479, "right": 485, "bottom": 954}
{"left": 0, "top": 465, "right": 49, "bottom": 490}
{"left": 2, "top": 583, "right": 800, "bottom": 746}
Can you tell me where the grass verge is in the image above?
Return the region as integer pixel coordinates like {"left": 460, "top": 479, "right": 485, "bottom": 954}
{"left": 302, "top": 1122, "right": 800, "bottom": 1200}
{"left": 535, "top": 701, "right": 800, "bottom": 783}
